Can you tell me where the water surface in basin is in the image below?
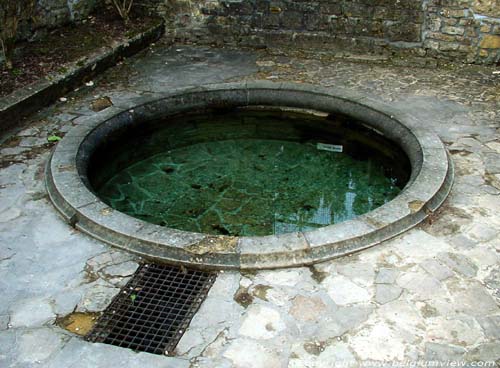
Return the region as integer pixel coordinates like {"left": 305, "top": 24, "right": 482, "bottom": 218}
{"left": 92, "top": 110, "right": 410, "bottom": 236}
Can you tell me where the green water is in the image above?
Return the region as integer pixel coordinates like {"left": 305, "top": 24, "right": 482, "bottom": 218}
{"left": 93, "top": 110, "right": 409, "bottom": 236}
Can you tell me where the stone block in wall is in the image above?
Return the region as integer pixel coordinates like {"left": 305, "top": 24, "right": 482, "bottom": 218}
{"left": 319, "top": 2, "right": 341, "bottom": 16}
{"left": 67, "top": 0, "right": 97, "bottom": 20}
{"left": 442, "top": 25, "right": 465, "bottom": 35}
{"left": 341, "top": 2, "right": 372, "bottom": 18}
{"left": 304, "top": 12, "right": 320, "bottom": 31}
{"left": 480, "top": 23, "right": 492, "bottom": 33}
{"left": 222, "top": 0, "right": 255, "bottom": 16}
{"left": 426, "top": 31, "right": 457, "bottom": 42}
{"left": 262, "top": 13, "right": 280, "bottom": 29}
{"left": 383, "top": 20, "right": 421, "bottom": 42}
{"left": 439, "top": 41, "right": 460, "bottom": 50}
{"left": 281, "top": 10, "right": 303, "bottom": 30}
{"left": 472, "top": 0, "right": 500, "bottom": 17}
{"left": 441, "top": 8, "right": 469, "bottom": 18}
{"left": 255, "top": 0, "right": 269, "bottom": 13}
{"left": 480, "top": 34, "right": 500, "bottom": 48}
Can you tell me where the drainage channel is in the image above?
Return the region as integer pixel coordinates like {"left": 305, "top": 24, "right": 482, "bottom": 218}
{"left": 86, "top": 263, "right": 217, "bottom": 355}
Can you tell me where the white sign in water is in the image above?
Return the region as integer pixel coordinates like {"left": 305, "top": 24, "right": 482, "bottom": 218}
{"left": 316, "top": 143, "right": 343, "bottom": 153}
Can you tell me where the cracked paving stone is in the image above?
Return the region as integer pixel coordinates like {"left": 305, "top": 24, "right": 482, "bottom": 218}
{"left": 100, "top": 261, "right": 139, "bottom": 278}
{"left": 76, "top": 281, "right": 120, "bottom": 313}
{"left": 397, "top": 270, "right": 444, "bottom": 301}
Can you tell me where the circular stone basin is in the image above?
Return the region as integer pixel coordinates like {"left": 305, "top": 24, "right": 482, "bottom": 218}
{"left": 46, "top": 82, "right": 453, "bottom": 269}
{"left": 92, "top": 109, "right": 410, "bottom": 237}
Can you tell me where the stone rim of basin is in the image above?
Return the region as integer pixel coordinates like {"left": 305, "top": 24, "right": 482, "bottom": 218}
{"left": 45, "top": 81, "right": 454, "bottom": 270}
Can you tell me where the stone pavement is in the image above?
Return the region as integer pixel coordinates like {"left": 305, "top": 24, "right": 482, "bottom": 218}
{"left": 0, "top": 43, "right": 499, "bottom": 367}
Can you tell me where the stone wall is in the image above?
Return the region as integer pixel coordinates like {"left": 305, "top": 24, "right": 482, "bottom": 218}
{"left": 163, "top": 0, "right": 500, "bottom": 65}
{"left": 6, "top": 0, "right": 99, "bottom": 41}
{"left": 36, "top": 0, "right": 97, "bottom": 27}
{"left": 4, "top": 0, "right": 499, "bottom": 64}
{"left": 425, "top": 0, "right": 500, "bottom": 64}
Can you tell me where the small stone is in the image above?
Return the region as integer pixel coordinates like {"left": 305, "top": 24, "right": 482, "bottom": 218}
{"left": 452, "top": 283, "right": 498, "bottom": 316}
{"left": 18, "top": 328, "right": 69, "bottom": 364}
{"left": 375, "top": 268, "right": 398, "bottom": 284}
{"left": 426, "top": 317, "right": 484, "bottom": 346}
{"left": 77, "top": 281, "right": 120, "bottom": 312}
{"left": 424, "top": 342, "right": 466, "bottom": 361}
{"left": 101, "top": 261, "right": 139, "bottom": 278}
{"left": 397, "top": 271, "right": 444, "bottom": 301}
{"left": 337, "top": 262, "right": 375, "bottom": 287}
{"left": 224, "top": 339, "right": 282, "bottom": 368}
{"left": 448, "top": 234, "right": 475, "bottom": 249}
{"left": 437, "top": 253, "right": 477, "bottom": 277}
{"left": 289, "top": 295, "right": 327, "bottom": 322}
{"left": 476, "top": 316, "right": 500, "bottom": 340}
{"left": 375, "top": 284, "right": 403, "bottom": 304}
{"left": 239, "top": 277, "right": 252, "bottom": 288}
{"left": 238, "top": 305, "right": 285, "bottom": 339}
{"left": 420, "top": 259, "right": 454, "bottom": 281}
{"left": 480, "top": 35, "right": 500, "bottom": 49}
{"left": 323, "top": 275, "right": 371, "bottom": 305}
{"left": 466, "top": 223, "right": 497, "bottom": 242}
{"left": 260, "top": 269, "right": 303, "bottom": 286}
{"left": 442, "top": 26, "right": 465, "bottom": 35}
{"left": 9, "top": 298, "right": 55, "bottom": 328}
{"left": 466, "top": 343, "right": 500, "bottom": 362}
{"left": 90, "top": 96, "right": 113, "bottom": 112}
{"left": 350, "top": 323, "right": 407, "bottom": 361}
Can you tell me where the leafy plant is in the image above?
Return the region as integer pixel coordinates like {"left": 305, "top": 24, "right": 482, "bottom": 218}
{"left": 47, "top": 135, "right": 62, "bottom": 142}
{"left": 11, "top": 67, "right": 22, "bottom": 76}
{"left": 0, "top": 0, "right": 36, "bottom": 69}
{"left": 110, "top": 0, "right": 134, "bottom": 25}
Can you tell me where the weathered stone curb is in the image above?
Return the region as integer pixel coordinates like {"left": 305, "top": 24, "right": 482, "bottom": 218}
{"left": 0, "top": 20, "right": 165, "bottom": 136}
{"left": 45, "top": 81, "right": 454, "bottom": 270}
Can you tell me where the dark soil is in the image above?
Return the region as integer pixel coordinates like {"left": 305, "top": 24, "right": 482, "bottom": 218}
{"left": 0, "top": 6, "right": 161, "bottom": 98}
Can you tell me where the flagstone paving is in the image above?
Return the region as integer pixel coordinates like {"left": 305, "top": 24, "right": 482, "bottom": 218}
{"left": 0, "top": 42, "right": 499, "bottom": 367}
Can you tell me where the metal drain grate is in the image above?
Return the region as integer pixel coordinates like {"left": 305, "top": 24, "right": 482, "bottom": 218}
{"left": 86, "top": 263, "right": 217, "bottom": 355}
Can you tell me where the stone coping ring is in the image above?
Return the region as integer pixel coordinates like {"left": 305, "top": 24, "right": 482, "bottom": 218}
{"left": 45, "top": 81, "right": 454, "bottom": 270}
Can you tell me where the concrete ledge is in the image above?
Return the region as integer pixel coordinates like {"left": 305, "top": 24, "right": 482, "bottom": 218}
{"left": 45, "top": 81, "right": 454, "bottom": 270}
{"left": 0, "top": 20, "right": 165, "bottom": 136}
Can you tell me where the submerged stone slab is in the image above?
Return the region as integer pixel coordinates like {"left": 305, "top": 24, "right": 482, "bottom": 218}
{"left": 45, "top": 82, "right": 453, "bottom": 270}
